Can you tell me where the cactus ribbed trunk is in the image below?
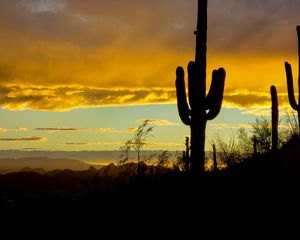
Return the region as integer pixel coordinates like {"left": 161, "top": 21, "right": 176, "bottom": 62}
{"left": 271, "top": 85, "right": 279, "bottom": 151}
{"left": 190, "top": 118, "right": 206, "bottom": 172}
{"left": 195, "top": 0, "right": 207, "bottom": 96}
{"left": 175, "top": 0, "right": 226, "bottom": 175}
{"left": 190, "top": 0, "right": 207, "bottom": 173}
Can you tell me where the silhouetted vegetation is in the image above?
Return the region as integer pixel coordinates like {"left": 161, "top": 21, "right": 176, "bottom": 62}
{"left": 119, "top": 120, "right": 154, "bottom": 165}
{"left": 2, "top": 2, "right": 300, "bottom": 234}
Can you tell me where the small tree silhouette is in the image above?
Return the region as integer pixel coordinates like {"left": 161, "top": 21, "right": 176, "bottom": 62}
{"left": 212, "top": 132, "right": 241, "bottom": 168}
{"left": 131, "top": 120, "right": 153, "bottom": 162}
{"left": 119, "top": 120, "right": 153, "bottom": 164}
{"left": 119, "top": 140, "right": 132, "bottom": 165}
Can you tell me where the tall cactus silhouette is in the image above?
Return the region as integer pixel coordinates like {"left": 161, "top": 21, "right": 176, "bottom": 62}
{"left": 271, "top": 85, "right": 278, "bottom": 151}
{"left": 175, "top": 0, "right": 226, "bottom": 173}
{"left": 285, "top": 26, "right": 300, "bottom": 134}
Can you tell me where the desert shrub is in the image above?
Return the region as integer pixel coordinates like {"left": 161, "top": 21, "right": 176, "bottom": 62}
{"left": 211, "top": 132, "right": 242, "bottom": 168}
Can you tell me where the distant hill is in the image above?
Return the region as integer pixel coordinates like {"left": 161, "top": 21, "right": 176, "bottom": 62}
{"left": 0, "top": 157, "right": 90, "bottom": 174}
{"left": 0, "top": 150, "right": 121, "bottom": 164}
{"left": 0, "top": 150, "right": 184, "bottom": 165}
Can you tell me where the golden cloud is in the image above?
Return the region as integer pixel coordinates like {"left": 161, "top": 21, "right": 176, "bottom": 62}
{"left": 127, "top": 128, "right": 138, "bottom": 133}
{"left": 223, "top": 90, "right": 290, "bottom": 109}
{"left": 0, "top": 83, "right": 294, "bottom": 112}
{"left": 0, "top": 137, "right": 47, "bottom": 142}
{"left": 139, "top": 119, "right": 179, "bottom": 126}
{"left": 0, "top": 85, "right": 176, "bottom": 111}
{"left": 0, "top": 127, "right": 28, "bottom": 132}
{"left": 97, "top": 128, "right": 123, "bottom": 133}
{"left": 35, "top": 127, "right": 88, "bottom": 132}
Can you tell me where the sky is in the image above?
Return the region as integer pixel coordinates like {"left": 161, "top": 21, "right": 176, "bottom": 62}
{"left": 0, "top": 0, "right": 299, "bottom": 152}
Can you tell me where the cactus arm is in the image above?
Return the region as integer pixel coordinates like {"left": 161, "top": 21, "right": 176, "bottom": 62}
{"left": 176, "top": 67, "right": 191, "bottom": 126}
{"left": 187, "top": 61, "right": 197, "bottom": 109}
{"left": 297, "top": 26, "right": 300, "bottom": 108}
{"left": 206, "top": 68, "right": 226, "bottom": 120}
{"left": 285, "top": 62, "right": 299, "bottom": 111}
{"left": 206, "top": 69, "right": 221, "bottom": 110}
{"left": 271, "top": 85, "right": 279, "bottom": 151}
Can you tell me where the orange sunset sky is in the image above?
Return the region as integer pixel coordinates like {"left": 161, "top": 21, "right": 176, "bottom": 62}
{"left": 0, "top": 0, "right": 299, "bottom": 151}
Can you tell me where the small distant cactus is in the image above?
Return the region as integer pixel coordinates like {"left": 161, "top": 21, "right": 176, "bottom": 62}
{"left": 212, "top": 144, "right": 217, "bottom": 172}
{"left": 182, "top": 137, "right": 191, "bottom": 171}
{"left": 285, "top": 26, "right": 300, "bottom": 134}
{"left": 175, "top": 0, "right": 226, "bottom": 173}
{"left": 271, "top": 85, "right": 279, "bottom": 151}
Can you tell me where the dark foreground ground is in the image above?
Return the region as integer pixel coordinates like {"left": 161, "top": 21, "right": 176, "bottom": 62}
{"left": 1, "top": 139, "right": 300, "bottom": 236}
{"left": 1, "top": 169, "right": 300, "bottom": 237}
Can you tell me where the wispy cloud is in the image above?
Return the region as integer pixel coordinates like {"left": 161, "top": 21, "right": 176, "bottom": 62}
{"left": 0, "top": 127, "right": 28, "bottom": 132}
{"left": 20, "top": 148, "right": 42, "bottom": 150}
{"left": 0, "top": 137, "right": 47, "bottom": 142}
{"left": 97, "top": 128, "right": 123, "bottom": 133}
{"left": 127, "top": 128, "right": 138, "bottom": 133}
{"left": 209, "top": 123, "right": 252, "bottom": 129}
{"left": 64, "top": 142, "right": 89, "bottom": 145}
{"left": 96, "top": 142, "right": 124, "bottom": 146}
{"left": 35, "top": 127, "right": 88, "bottom": 132}
{"left": 139, "top": 119, "right": 179, "bottom": 126}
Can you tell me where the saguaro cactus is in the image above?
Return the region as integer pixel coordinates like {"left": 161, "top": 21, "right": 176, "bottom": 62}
{"left": 175, "top": 0, "right": 226, "bottom": 173}
{"left": 271, "top": 85, "right": 279, "bottom": 151}
{"left": 285, "top": 26, "right": 300, "bottom": 134}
